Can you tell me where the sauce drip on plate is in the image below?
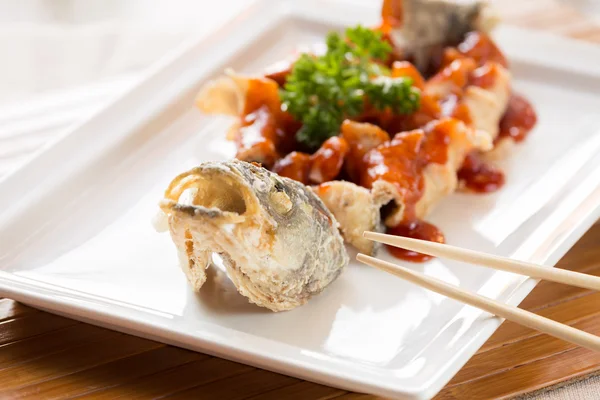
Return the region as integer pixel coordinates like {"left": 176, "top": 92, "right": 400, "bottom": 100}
{"left": 499, "top": 94, "right": 537, "bottom": 143}
{"left": 386, "top": 221, "right": 445, "bottom": 262}
{"left": 458, "top": 152, "right": 505, "bottom": 193}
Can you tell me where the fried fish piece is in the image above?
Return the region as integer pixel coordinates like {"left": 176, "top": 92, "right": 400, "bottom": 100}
{"left": 426, "top": 58, "right": 512, "bottom": 143}
{"left": 386, "top": 0, "right": 499, "bottom": 72}
{"left": 312, "top": 181, "right": 392, "bottom": 256}
{"left": 158, "top": 160, "right": 348, "bottom": 312}
{"left": 462, "top": 65, "right": 511, "bottom": 141}
{"left": 195, "top": 70, "right": 295, "bottom": 168}
{"left": 364, "top": 118, "right": 492, "bottom": 227}
{"left": 195, "top": 68, "right": 248, "bottom": 117}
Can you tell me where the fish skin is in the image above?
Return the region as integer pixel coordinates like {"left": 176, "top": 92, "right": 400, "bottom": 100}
{"left": 389, "top": 0, "right": 498, "bottom": 72}
{"left": 159, "top": 160, "right": 348, "bottom": 312}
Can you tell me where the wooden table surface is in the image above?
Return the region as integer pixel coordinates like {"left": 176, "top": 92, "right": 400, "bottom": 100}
{"left": 1, "top": 1, "right": 600, "bottom": 399}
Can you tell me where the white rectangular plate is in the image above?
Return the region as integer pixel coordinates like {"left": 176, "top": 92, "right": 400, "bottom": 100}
{"left": 1, "top": 1, "right": 600, "bottom": 399}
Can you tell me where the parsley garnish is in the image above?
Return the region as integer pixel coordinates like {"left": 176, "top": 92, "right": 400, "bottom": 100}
{"left": 280, "top": 25, "right": 421, "bottom": 149}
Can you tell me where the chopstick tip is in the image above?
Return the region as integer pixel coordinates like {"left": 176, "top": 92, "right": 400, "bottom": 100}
{"left": 356, "top": 253, "right": 369, "bottom": 263}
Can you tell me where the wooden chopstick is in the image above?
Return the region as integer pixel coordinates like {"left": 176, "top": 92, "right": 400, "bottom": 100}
{"left": 363, "top": 231, "right": 600, "bottom": 291}
{"left": 356, "top": 253, "right": 600, "bottom": 352}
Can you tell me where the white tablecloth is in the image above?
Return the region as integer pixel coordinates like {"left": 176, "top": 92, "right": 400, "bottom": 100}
{"left": 0, "top": 1, "right": 598, "bottom": 398}
{"left": 0, "top": 0, "right": 251, "bottom": 177}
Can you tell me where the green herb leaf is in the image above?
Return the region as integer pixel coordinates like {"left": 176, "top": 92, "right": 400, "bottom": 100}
{"left": 280, "top": 25, "right": 421, "bottom": 149}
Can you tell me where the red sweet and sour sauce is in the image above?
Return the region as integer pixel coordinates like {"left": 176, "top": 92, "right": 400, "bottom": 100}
{"left": 458, "top": 94, "right": 537, "bottom": 193}
{"left": 498, "top": 94, "right": 537, "bottom": 143}
{"left": 386, "top": 221, "right": 445, "bottom": 262}
{"left": 359, "top": 119, "right": 461, "bottom": 261}
{"left": 458, "top": 152, "right": 505, "bottom": 193}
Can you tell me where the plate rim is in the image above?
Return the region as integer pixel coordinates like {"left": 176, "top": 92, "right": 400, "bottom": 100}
{"left": 1, "top": 2, "right": 600, "bottom": 399}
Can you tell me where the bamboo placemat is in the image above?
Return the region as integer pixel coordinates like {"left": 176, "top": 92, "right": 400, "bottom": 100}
{"left": 1, "top": 1, "right": 599, "bottom": 399}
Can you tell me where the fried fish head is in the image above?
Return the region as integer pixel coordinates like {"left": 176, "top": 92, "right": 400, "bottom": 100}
{"left": 158, "top": 160, "right": 348, "bottom": 312}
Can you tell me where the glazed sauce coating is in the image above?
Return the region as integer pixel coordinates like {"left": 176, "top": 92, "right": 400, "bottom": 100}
{"left": 341, "top": 120, "right": 391, "bottom": 182}
{"left": 451, "top": 103, "right": 472, "bottom": 126}
{"left": 380, "top": 0, "right": 403, "bottom": 32}
{"left": 272, "top": 152, "right": 312, "bottom": 184}
{"left": 428, "top": 58, "right": 477, "bottom": 94}
{"left": 469, "top": 63, "right": 499, "bottom": 89}
{"left": 458, "top": 152, "right": 505, "bottom": 193}
{"left": 440, "top": 94, "right": 472, "bottom": 126}
{"left": 235, "top": 79, "right": 283, "bottom": 167}
{"left": 237, "top": 78, "right": 301, "bottom": 166}
{"left": 499, "top": 94, "right": 537, "bottom": 142}
{"left": 440, "top": 48, "right": 465, "bottom": 69}
{"left": 419, "top": 118, "right": 456, "bottom": 165}
{"left": 377, "top": 0, "right": 406, "bottom": 64}
{"left": 458, "top": 31, "right": 508, "bottom": 68}
{"left": 237, "top": 106, "right": 280, "bottom": 167}
{"left": 407, "top": 94, "right": 442, "bottom": 128}
{"left": 309, "top": 136, "right": 350, "bottom": 184}
{"left": 361, "top": 119, "right": 457, "bottom": 223}
{"left": 386, "top": 221, "right": 445, "bottom": 262}
{"left": 392, "top": 61, "right": 426, "bottom": 90}
{"left": 380, "top": 94, "right": 441, "bottom": 134}
{"left": 362, "top": 130, "right": 425, "bottom": 222}
{"left": 361, "top": 119, "right": 465, "bottom": 261}
{"left": 243, "top": 78, "right": 282, "bottom": 116}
